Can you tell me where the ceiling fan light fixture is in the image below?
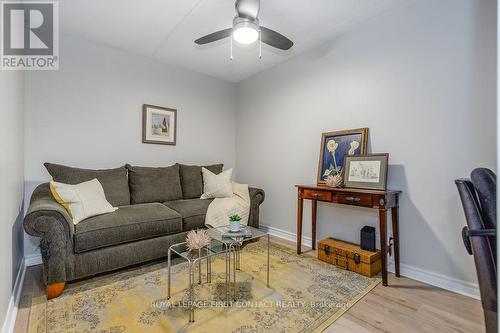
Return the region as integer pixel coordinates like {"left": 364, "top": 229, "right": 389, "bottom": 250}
{"left": 232, "top": 19, "right": 259, "bottom": 44}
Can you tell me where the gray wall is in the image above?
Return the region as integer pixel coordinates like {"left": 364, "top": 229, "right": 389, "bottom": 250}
{"left": 236, "top": 0, "right": 496, "bottom": 293}
{"left": 24, "top": 34, "right": 237, "bottom": 256}
{"left": 0, "top": 70, "right": 25, "bottom": 329}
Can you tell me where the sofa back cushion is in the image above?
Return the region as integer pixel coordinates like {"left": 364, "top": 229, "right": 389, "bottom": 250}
{"left": 126, "top": 164, "right": 183, "bottom": 204}
{"left": 178, "top": 164, "right": 223, "bottom": 199}
{"left": 44, "top": 163, "right": 130, "bottom": 206}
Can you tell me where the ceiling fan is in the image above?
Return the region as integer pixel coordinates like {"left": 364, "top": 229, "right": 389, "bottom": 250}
{"left": 194, "top": 0, "right": 293, "bottom": 51}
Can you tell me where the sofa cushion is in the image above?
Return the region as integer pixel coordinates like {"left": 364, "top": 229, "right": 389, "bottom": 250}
{"left": 44, "top": 163, "right": 130, "bottom": 207}
{"left": 164, "top": 199, "right": 212, "bottom": 230}
{"left": 178, "top": 164, "right": 223, "bottom": 199}
{"left": 74, "top": 203, "right": 182, "bottom": 253}
{"left": 126, "top": 164, "right": 182, "bottom": 204}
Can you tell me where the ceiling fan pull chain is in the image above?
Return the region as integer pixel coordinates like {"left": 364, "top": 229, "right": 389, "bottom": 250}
{"left": 259, "top": 30, "right": 262, "bottom": 59}
{"left": 230, "top": 35, "right": 233, "bottom": 60}
{"left": 259, "top": 0, "right": 262, "bottom": 59}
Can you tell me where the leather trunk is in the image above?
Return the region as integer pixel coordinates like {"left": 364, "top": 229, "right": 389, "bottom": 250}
{"left": 318, "top": 237, "right": 381, "bottom": 277}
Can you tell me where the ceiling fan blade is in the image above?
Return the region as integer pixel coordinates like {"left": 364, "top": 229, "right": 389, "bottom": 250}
{"left": 260, "top": 26, "right": 293, "bottom": 50}
{"left": 195, "top": 28, "right": 233, "bottom": 45}
{"left": 235, "top": 0, "right": 260, "bottom": 20}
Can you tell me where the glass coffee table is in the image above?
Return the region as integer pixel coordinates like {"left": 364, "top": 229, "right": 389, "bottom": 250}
{"left": 207, "top": 225, "right": 270, "bottom": 301}
{"left": 167, "top": 238, "right": 229, "bottom": 323}
{"left": 167, "top": 225, "right": 270, "bottom": 323}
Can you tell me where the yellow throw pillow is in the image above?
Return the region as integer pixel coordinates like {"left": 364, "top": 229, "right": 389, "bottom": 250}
{"left": 50, "top": 178, "right": 117, "bottom": 224}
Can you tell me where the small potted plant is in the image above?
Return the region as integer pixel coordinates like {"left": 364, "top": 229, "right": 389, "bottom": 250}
{"left": 229, "top": 214, "right": 242, "bottom": 232}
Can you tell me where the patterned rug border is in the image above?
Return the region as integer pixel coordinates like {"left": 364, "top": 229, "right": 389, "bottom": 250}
{"left": 312, "top": 278, "right": 381, "bottom": 332}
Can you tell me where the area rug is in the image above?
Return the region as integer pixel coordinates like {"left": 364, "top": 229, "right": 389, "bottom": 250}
{"left": 28, "top": 240, "right": 380, "bottom": 333}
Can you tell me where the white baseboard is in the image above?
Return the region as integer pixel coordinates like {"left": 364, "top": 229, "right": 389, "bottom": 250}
{"left": 1, "top": 258, "right": 26, "bottom": 333}
{"left": 260, "top": 224, "right": 312, "bottom": 248}
{"left": 24, "top": 252, "right": 42, "bottom": 267}
{"left": 260, "top": 224, "right": 480, "bottom": 300}
{"left": 387, "top": 259, "right": 480, "bottom": 299}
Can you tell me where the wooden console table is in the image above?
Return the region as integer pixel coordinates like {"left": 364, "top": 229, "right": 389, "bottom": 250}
{"left": 296, "top": 185, "right": 401, "bottom": 286}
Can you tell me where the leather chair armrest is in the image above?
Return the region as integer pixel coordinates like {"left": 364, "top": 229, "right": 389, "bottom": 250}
{"left": 248, "top": 187, "right": 265, "bottom": 228}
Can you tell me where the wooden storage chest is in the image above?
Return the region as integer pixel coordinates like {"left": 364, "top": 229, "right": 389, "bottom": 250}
{"left": 318, "top": 237, "right": 381, "bottom": 277}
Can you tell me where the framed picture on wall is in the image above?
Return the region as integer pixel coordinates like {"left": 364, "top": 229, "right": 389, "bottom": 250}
{"left": 317, "top": 128, "right": 368, "bottom": 185}
{"left": 142, "top": 104, "right": 177, "bottom": 145}
{"left": 343, "top": 153, "right": 389, "bottom": 190}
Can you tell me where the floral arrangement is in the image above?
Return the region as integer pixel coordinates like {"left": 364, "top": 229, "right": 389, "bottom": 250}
{"left": 186, "top": 229, "right": 211, "bottom": 252}
{"left": 325, "top": 173, "right": 343, "bottom": 188}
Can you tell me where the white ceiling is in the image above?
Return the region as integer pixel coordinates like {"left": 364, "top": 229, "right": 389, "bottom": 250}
{"left": 60, "top": 0, "right": 409, "bottom": 82}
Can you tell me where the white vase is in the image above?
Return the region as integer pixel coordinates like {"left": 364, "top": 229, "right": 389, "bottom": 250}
{"left": 229, "top": 220, "right": 240, "bottom": 232}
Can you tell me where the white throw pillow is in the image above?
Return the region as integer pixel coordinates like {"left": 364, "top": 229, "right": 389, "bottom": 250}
{"left": 200, "top": 167, "right": 233, "bottom": 199}
{"left": 50, "top": 178, "right": 117, "bottom": 224}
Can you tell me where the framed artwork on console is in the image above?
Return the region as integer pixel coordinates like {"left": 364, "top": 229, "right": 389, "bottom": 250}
{"left": 343, "top": 153, "right": 389, "bottom": 190}
{"left": 142, "top": 104, "right": 177, "bottom": 145}
{"left": 317, "top": 128, "right": 368, "bottom": 185}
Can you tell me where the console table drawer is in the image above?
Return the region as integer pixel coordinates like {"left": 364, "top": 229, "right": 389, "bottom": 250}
{"left": 337, "top": 192, "right": 372, "bottom": 207}
{"left": 303, "top": 189, "right": 332, "bottom": 201}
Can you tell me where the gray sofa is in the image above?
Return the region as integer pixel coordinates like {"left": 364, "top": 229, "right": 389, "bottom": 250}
{"left": 23, "top": 163, "right": 265, "bottom": 299}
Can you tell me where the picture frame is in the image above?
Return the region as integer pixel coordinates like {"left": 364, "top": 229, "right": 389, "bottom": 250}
{"left": 317, "top": 128, "right": 368, "bottom": 185}
{"left": 343, "top": 153, "right": 389, "bottom": 191}
{"left": 142, "top": 104, "right": 177, "bottom": 145}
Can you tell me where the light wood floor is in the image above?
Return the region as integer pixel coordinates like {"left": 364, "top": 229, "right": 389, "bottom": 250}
{"left": 13, "top": 237, "right": 485, "bottom": 333}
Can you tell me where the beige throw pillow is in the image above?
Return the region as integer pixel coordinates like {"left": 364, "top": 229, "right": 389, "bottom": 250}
{"left": 50, "top": 178, "right": 117, "bottom": 224}
{"left": 200, "top": 167, "right": 233, "bottom": 199}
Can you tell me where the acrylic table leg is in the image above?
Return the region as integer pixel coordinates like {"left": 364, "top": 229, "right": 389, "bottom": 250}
{"left": 236, "top": 245, "right": 240, "bottom": 270}
{"left": 379, "top": 209, "right": 388, "bottom": 286}
{"left": 206, "top": 256, "right": 210, "bottom": 283}
{"left": 198, "top": 249, "right": 202, "bottom": 284}
{"left": 267, "top": 234, "right": 270, "bottom": 287}
{"left": 297, "top": 196, "right": 304, "bottom": 254}
{"left": 225, "top": 249, "right": 229, "bottom": 304}
{"left": 167, "top": 247, "right": 171, "bottom": 299}
{"left": 311, "top": 200, "right": 317, "bottom": 250}
{"left": 391, "top": 207, "right": 400, "bottom": 277}
{"left": 233, "top": 247, "right": 237, "bottom": 301}
{"left": 209, "top": 256, "right": 212, "bottom": 283}
{"left": 189, "top": 263, "right": 194, "bottom": 322}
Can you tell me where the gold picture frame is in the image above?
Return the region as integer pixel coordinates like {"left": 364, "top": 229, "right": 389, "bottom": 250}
{"left": 317, "top": 128, "right": 368, "bottom": 185}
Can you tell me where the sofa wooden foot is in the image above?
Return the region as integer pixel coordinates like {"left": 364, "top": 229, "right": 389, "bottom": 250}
{"left": 47, "top": 282, "right": 65, "bottom": 299}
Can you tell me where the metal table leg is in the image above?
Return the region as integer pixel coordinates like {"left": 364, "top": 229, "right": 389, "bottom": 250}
{"left": 206, "top": 256, "right": 210, "bottom": 283}
{"left": 198, "top": 249, "right": 202, "bottom": 284}
{"left": 167, "top": 247, "right": 171, "bottom": 299}
{"left": 233, "top": 245, "right": 237, "bottom": 301}
{"left": 189, "top": 262, "right": 195, "bottom": 322}
{"left": 225, "top": 247, "right": 229, "bottom": 304}
{"left": 238, "top": 244, "right": 241, "bottom": 270}
{"left": 267, "top": 234, "right": 270, "bottom": 287}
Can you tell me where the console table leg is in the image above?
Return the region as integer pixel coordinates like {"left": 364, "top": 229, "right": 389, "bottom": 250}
{"left": 311, "top": 200, "right": 317, "bottom": 250}
{"left": 379, "top": 209, "right": 388, "bottom": 286}
{"left": 391, "top": 207, "right": 400, "bottom": 277}
{"left": 297, "top": 197, "right": 304, "bottom": 254}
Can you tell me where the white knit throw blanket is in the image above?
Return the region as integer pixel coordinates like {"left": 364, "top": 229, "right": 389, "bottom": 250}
{"left": 204, "top": 182, "right": 250, "bottom": 228}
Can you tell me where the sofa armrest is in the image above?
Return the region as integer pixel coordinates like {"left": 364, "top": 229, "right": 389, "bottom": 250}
{"left": 24, "top": 183, "right": 74, "bottom": 240}
{"left": 24, "top": 183, "right": 74, "bottom": 285}
{"left": 248, "top": 187, "right": 265, "bottom": 229}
